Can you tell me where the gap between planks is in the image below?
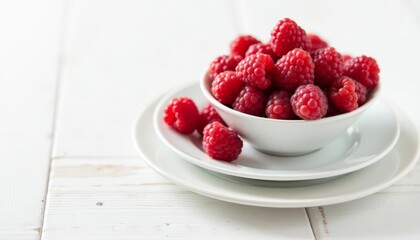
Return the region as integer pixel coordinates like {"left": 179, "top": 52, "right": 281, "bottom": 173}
{"left": 39, "top": 0, "right": 73, "bottom": 239}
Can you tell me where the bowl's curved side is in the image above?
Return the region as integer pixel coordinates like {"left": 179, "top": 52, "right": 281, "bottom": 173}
{"left": 200, "top": 72, "right": 379, "bottom": 156}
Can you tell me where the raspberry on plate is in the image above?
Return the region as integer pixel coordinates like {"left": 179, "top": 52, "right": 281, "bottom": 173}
{"left": 202, "top": 121, "right": 243, "bottom": 162}
{"left": 265, "top": 90, "right": 295, "bottom": 119}
{"left": 308, "top": 33, "right": 328, "bottom": 52}
{"left": 270, "top": 18, "right": 311, "bottom": 57}
{"left": 354, "top": 79, "right": 368, "bottom": 105}
{"left": 196, "top": 103, "right": 226, "bottom": 135}
{"left": 343, "top": 55, "right": 380, "bottom": 89}
{"left": 232, "top": 86, "right": 266, "bottom": 117}
{"left": 236, "top": 53, "right": 274, "bottom": 90}
{"left": 164, "top": 97, "right": 200, "bottom": 134}
{"left": 245, "top": 43, "right": 278, "bottom": 61}
{"left": 230, "top": 35, "right": 261, "bottom": 57}
{"left": 328, "top": 76, "right": 358, "bottom": 112}
{"left": 273, "top": 48, "right": 315, "bottom": 92}
{"left": 312, "top": 47, "right": 344, "bottom": 88}
{"left": 211, "top": 71, "right": 244, "bottom": 105}
{"left": 291, "top": 84, "right": 328, "bottom": 120}
{"left": 208, "top": 55, "right": 243, "bottom": 80}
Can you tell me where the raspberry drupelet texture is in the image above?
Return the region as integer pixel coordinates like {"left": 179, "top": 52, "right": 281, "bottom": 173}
{"left": 164, "top": 97, "right": 200, "bottom": 134}
{"left": 291, "top": 84, "right": 328, "bottom": 120}
{"left": 202, "top": 122, "right": 243, "bottom": 162}
{"left": 211, "top": 71, "right": 244, "bottom": 105}
{"left": 265, "top": 90, "right": 295, "bottom": 119}
{"left": 230, "top": 35, "right": 261, "bottom": 57}
{"left": 196, "top": 103, "right": 226, "bottom": 135}
{"left": 232, "top": 86, "right": 266, "bottom": 117}
{"left": 328, "top": 76, "right": 358, "bottom": 112}
{"left": 354, "top": 79, "right": 368, "bottom": 105}
{"left": 245, "top": 43, "right": 278, "bottom": 61}
{"left": 273, "top": 48, "right": 315, "bottom": 92}
{"left": 312, "top": 47, "right": 344, "bottom": 88}
{"left": 343, "top": 55, "right": 380, "bottom": 89}
{"left": 342, "top": 54, "right": 352, "bottom": 63}
{"left": 308, "top": 33, "right": 328, "bottom": 52}
{"left": 235, "top": 53, "right": 274, "bottom": 90}
{"left": 208, "top": 55, "right": 243, "bottom": 80}
{"left": 270, "top": 18, "right": 311, "bottom": 57}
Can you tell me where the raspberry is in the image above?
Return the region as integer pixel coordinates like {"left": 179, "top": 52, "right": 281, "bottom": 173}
{"left": 291, "top": 84, "right": 328, "bottom": 120}
{"left": 343, "top": 56, "right": 380, "bottom": 89}
{"left": 230, "top": 35, "right": 261, "bottom": 57}
{"left": 236, "top": 53, "right": 274, "bottom": 90}
{"left": 308, "top": 34, "right": 328, "bottom": 52}
{"left": 265, "top": 91, "right": 295, "bottom": 119}
{"left": 270, "top": 18, "right": 311, "bottom": 57}
{"left": 211, "top": 71, "right": 244, "bottom": 105}
{"left": 273, "top": 48, "right": 315, "bottom": 92}
{"left": 232, "top": 86, "right": 266, "bottom": 117}
{"left": 202, "top": 122, "right": 243, "bottom": 162}
{"left": 354, "top": 79, "right": 368, "bottom": 105}
{"left": 245, "top": 43, "right": 278, "bottom": 61}
{"left": 164, "top": 97, "right": 200, "bottom": 134}
{"left": 312, "top": 47, "right": 344, "bottom": 88}
{"left": 342, "top": 54, "right": 352, "bottom": 63}
{"left": 328, "top": 76, "right": 358, "bottom": 112}
{"left": 326, "top": 100, "right": 340, "bottom": 117}
{"left": 208, "top": 55, "right": 243, "bottom": 80}
{"left": 196, "top": 104, "right": 226, "bottom": 135}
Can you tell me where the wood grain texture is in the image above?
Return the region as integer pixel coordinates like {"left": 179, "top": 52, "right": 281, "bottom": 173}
{"left": 0, "top": 0, "right": 63, "bottom": 239}
{"left": 307, "top": 193, "right": 420, "bottom": 240}
{"left": 42, "top": 157, "right": 314, "bottom": 240}
{"left": 52, "top": 0, "right": 239, "bottom": 158}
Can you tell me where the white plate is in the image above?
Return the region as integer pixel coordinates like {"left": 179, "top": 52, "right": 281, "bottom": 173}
{"left": 133, "top": 94, "right": 419, "bottom": 208}
{"left": 153, "top": 83, "right": 400, "bottom": 181}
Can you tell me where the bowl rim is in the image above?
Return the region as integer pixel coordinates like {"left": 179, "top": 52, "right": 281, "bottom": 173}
{"left": 200, "top": 71, "right": 381, "bottom": 125}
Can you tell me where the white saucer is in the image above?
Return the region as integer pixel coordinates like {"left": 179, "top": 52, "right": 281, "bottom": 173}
{"left": 153, "top": 83, "right": 400, "bottom": 181}
{"left": 133, "top": 94, "right": 419, "bottom": 208}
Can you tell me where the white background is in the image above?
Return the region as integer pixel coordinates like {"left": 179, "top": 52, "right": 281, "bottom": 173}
{"left": 1, "top": 0, "right": 420, "bottom": 239}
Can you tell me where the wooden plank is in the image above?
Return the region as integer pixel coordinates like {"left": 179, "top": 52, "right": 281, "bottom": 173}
{"left": 42, "top": 157, "right": 314, "bottom": 240}
{"left": 307, "top": 193, "right": 420, "bottom": 240}
{"left": 0, "top": 0, "right": 63, "bottom": 239}
{"left": 52, "top": 0, "right": 240, "bottom": 157}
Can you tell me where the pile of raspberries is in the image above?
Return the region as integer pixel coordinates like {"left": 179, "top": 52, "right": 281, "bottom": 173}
{"left": 164, "top": 18, "right": 380, "bottom": 162}
{"left": 209, "top": 18, "right": 380, "bottom": 120}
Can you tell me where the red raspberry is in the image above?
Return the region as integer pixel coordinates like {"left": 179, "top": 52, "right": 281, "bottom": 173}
{"left": 343, "top": 56, "right": 380, "bottom": 89}
{"left": 308, "top": 34, "right": 328, "bottom": 52}
{"left": 236, "top": 53, "right": 274, "bottom": 90}
{"left": 208, "top": 55, "right": 243, "bottom": 80}
{"left": 312, "top": 47, "right": 344, "bottom": 88}
{"left": 342, "top": 54, "right": 352, "bottom": 63}
{"left": 196, "top": 104, "right": 226, "bottom": 135}
{"left": 326, "top": 101, "right": 340, "bottom": 117}
{"left": 265, "top": 91, "right": 295, "bottom": 119}
{"left": 164, "top": 97, "right": 200, "bottom": 134}
{"left": 328, "top": 76, "right": 358, "bottom": 112}
{"left": 245, "top": 43, "right": 278, "bottom": 61}
{"left": 291, "top": 84, "right": 328, "bottom": 120}
{"left": 232, "top": 86, "right": 266, "bottom": 117}
{"left": 354, "top": 79, "right": 368, "bottom": 105}
{"left": 202, "top": 122, "right": 243, "bottom": 162}
{"left": 211, "top": 71, "right": 244, "bottom": 105}
{"left": 270, "top": 18, "right": 311, "bottom": 57}
{"left": 230, "top": 35, "right": 261, "bottom": 57}
{"left": 273, "top": 48, "right": 315, "bottom": 92}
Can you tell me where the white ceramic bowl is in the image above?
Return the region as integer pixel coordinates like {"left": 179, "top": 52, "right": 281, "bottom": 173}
{"left": 200, "top": 73, "right": 380, "bottom": 156}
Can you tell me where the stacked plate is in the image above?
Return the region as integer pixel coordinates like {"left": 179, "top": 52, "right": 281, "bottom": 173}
{"left": 133, "top": 82, "right": 420, "bottom": 208}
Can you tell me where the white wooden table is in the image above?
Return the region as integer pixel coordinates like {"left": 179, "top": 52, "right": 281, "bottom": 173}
{"left": 1, "top": 0, "right": 420, "bottom": 239}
